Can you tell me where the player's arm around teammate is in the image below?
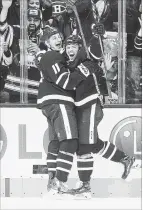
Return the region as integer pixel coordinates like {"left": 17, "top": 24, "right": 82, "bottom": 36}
{"left": 36, "top": 27, "right": 94, "bottom": 195}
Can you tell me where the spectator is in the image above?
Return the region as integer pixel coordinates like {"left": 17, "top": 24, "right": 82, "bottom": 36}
{"left": 5, "top": 24, "right": 21, "bottom": 103}
{"left": 5, "top": 8, "right": 43, "bottom": 103}
{"left": 7, "top": 0, "right": 20, "bottom": 26}
{"left": 28, "top": 0, "right": 53, "bottom": 24}
{"left": 41, "top": 0, "right": 53, "bottom": 23}
{"left": 0, "top": 0, "right": 13, "bottom": 103}
{"left": 126, "top": 56, "right": 142, "bottom": 104}
{"left": 4, "top": 0, "right": 21, "bottom": 103}
{"left": 28, "top": 0, "right": 41, "bottom": 9}
{"left": 48, "top": 0, "right": 115, "bottom": 44}
{"left": 126, "top": 1, "right": 142, "bottom": 104}
{"left": 23, "top": 8, "right": 43, "bottom": 102}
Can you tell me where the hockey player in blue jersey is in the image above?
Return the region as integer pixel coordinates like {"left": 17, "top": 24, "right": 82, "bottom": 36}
{"left": 65, "top": 34, "right": 136, "bottom": 196}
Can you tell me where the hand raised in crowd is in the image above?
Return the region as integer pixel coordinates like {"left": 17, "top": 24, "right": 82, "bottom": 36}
{"left": 41, "top": 0, "right": 52, "bottom": 7}
{"left": 27, "top": 41, "right": 40, "bottom": 55}
{"left": 2, "top": 0, "right": 13, "bottom": 9}
{"left": 101, "top": 53, "right": 115, "bottom": 71}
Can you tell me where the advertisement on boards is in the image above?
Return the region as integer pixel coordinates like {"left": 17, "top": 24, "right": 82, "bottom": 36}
{"left": 0, "top": 108, "right": 141, "bottom": 203}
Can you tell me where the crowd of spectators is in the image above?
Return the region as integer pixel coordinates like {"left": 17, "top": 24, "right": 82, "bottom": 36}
{"left": 0, "top": 0, "right": 142, "bottom": 104}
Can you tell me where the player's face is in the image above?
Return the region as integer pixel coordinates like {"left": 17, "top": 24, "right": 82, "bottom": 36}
{"left": 48, "top": 33, "right": 63, "bottom": 52}
{"left": 66, "top": 43, "right": 79, "bottom": 61}
{"left": 28, "top": 17, "right": 40, "bottom": 29}
{"left": 28, "top": 0, "right": 40, "bottom": 9}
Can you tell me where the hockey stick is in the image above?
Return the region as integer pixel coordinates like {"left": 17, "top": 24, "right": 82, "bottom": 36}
{"left": 99, "top": 35, "right": 112, "bottom": 98}
{"left": 90, "top": 0, "right": 112, "bottom": 98}
{"left": 66, "top": 0, "right": 90, "bottom": 59}
{"left": 66, "top": 0, "right": 104, "bottom": 105}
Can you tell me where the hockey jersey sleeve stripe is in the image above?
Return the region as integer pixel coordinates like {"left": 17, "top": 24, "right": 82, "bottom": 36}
{"left": 134, "top": 45, "right": 142, "bottom": 50}
{"left": 56, "top": 69, "right": 87, "bottom": 90}
{"left": 55, "top": 63, "right": 60, "bottom": 72}
{"left": 134, "top": 36, "right": 142, "bottom": 50}
{"left": 63, "top": 73, "right": 70, "bottom": 89}
{"left": 75, "top": 94, "right": 99, "bottom": 106}
{"left": 40, "top": 78, "right": 43, "bottom": 83}
{"left": 52, "top": 64, "right": 58, "bottom": 74}
{"left": 56, "top": 72, "right": 69, "bottom": 84}
{"left": 57, "top": 73, "right": 70, "bottom": 88}
{"left": 40, "top": 52, "right": 88, "bottom": 90}
{"left": 37, "top": 95, "right": 74, "bottom": 104}
{"left": 135, "top": 35, "right": 142, "bottom": 40}
{"left": 5, "top": 83, "right": 38, "bottom": 95}
{"left": 134, "top": 39, "right": 142, "bottom": 45}
{"left": 6, "top": 75, "right": 40, "bottom": 87}
{"left": 26, "top": 80, "right": 40, "bottom": 87}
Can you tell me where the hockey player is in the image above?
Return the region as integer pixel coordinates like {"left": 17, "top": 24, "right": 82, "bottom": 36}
{"left": 65, "top": 34, "right": 135, "bottom": 195}
{"left": 36, "top": 26, "right": 95, "bottom": 194}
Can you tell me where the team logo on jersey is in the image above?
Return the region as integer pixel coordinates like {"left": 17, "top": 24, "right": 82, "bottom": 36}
{"left": 0, "top": 125, "right": 7, "bottom": 160}
{"left": 78, "top": 63, "right": 90, "bottom": 77}
{"left": 109, "top": 116, "right": 142, "bottom": 159}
